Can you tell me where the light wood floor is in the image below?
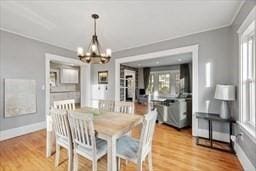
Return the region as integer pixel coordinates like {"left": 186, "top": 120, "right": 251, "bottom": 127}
{"left": 0, "top": 104, "right": 242, "bottom": 171}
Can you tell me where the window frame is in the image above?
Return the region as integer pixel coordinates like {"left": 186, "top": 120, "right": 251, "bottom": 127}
{"left": 147, "top": 70, "right": 180, "bottom": 97}
{"left": 237, "top": 7, "right": 256, "bottom": 139}
{"left": 158, "top": 72, "right": 171, "bottom": 95}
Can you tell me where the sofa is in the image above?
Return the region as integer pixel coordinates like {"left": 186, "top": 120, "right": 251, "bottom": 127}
{"left": 155, "top": 98, "right": 192, "bottom": 130}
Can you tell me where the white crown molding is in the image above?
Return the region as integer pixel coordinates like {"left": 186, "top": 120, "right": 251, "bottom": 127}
{"left": 113, "top": 24, "right": 230, "bottom": 53}
{"left": 230, "top": 0, "right": 245, "bottom": 25}
{"left": 0, "top": 121, "right": 46, "bottom": 141}
{"left": 1, "top": 24, "right": 230, "bottom": 54}
{"left": 0, "top": 27, "right": 75, "bottom": 52}
{"left": 237, "top": 6, "right": 256, "bottom": 34}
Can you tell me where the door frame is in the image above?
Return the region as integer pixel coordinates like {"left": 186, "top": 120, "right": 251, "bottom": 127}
{"left": 45, "top": 53, "right": 91, "bottom": 156}
{"left": 124, "top": 69, "right": 136, "bottom": 102}
{"left": 115, "top": 44, "right": 199, "bottom": 136}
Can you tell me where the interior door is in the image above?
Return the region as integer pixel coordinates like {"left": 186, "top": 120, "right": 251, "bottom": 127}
{"left": 125, "top": 75, "right": 134, "bottom": 101}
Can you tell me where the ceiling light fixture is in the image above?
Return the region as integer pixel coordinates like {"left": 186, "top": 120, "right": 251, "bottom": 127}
{"left": 77, "top": 14, "right": 111, "bottom": 64}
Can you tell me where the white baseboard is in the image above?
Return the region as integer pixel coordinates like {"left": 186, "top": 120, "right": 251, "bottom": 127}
{"left": 0, "top": 121, "right": 46, "bottom": 141}
{"left": 197, "top": 128, "right": 230, "bottom": 142}
{"left": 234, "top": 142, "right": 255, "bottom": 171}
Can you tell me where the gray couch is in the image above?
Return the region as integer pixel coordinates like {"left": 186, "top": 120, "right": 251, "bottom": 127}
{"left": 155, "top": 98, "right": 192, "bottom": 129}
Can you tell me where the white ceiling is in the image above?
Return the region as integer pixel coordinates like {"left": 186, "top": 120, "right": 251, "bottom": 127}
{"left": 0, "top": 1, "right": 243, "bottom": 52}
{"left": 123, "top": 52, "right": 192, "bottom": 68}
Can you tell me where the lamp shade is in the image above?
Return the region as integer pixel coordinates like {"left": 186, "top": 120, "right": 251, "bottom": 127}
{"left": 214, "top": 84, "right": 235, "bottom": 101}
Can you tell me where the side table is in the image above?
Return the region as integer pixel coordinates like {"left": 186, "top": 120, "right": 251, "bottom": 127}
{"left": 196, "top": 112, "right": 234, "bottom": 153}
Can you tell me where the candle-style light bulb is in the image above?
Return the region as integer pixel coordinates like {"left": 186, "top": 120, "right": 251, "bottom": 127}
{"left": 77, "top": 47, "right": 84, "bottom": 56}
{"left": 91, "top": 44, "right": 97, "bottom": 52}
{"left": 106, "top": 48, "right": 112, "bottom": 57}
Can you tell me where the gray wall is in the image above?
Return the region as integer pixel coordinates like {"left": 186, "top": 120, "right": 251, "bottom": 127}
{"left": 91, "top": 26, "right": 233, "bottom": 133}
{"left": 231, "top": 1, "right": 256, "bottom": 168}
{"left": 138, "top": 68, "right": 144, "bottom": 89}
{"left": 0, "top": 30, "right": 76, "bottom": 131}
{"left": 91, "top": 60, "right": 115, "bottom": 100}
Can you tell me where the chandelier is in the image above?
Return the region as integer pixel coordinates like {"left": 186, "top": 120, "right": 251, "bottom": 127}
{"left": 77, "top": 14, "right": 111, "bottom": 64}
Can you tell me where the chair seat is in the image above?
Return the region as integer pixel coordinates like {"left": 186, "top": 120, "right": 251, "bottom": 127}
{"left": 116, "top": 135, "right": 139, "bottom": 162}
{"left": 57, "top": 136, "right": 70, "bottom": 149}
{"left": 76, "top": 138, "right": 107, "bottom": 160}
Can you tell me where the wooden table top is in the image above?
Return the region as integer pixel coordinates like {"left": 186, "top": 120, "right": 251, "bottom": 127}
{"left": 75, "top": 107, "right": 143, "bottom": 137}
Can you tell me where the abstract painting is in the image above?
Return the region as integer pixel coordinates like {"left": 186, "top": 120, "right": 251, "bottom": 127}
{"left": 4, "top": 79, "right": 37, "bottom": 117}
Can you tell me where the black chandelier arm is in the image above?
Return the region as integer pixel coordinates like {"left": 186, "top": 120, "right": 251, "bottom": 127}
{"left": 95, "top": 38, "right": 103, "bottom": 55}
{"left": 94, "top": 17, "right": 97, "bottom": 36}
{"left": 86, "top": 39, "right": 93, "bottom": 54}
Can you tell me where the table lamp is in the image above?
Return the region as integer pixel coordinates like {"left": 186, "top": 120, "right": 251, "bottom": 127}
{"left": 214, "top": 84, "right": 235, "bottom": 119}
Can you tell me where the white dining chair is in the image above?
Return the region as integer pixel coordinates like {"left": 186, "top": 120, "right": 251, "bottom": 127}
{"left": 116, "top": 109, "right": 157, "bottom": 171}
{"left": 114, "top": 101, "right": 136, "bottom": 166}
{"left": 68, "top": 111, "right": 108, "bottom": 171}
{"left": 98, "top": 99, "right": 115, "bottom": 112}
{"left": 114, "top": 101, "right": 135, "bottom": 114}
{"left": 51, "top": 109, "right": 73, "bottom": 171}
{"left": 115, "top": 101, "right": 135, "bottom": 142}
{"left": 54, "top": 99, "right": 76, "bottom": 111}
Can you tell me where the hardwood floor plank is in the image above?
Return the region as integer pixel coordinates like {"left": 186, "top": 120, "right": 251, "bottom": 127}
{"left": 0, "top": 104, "right": 242, "bottom": 171}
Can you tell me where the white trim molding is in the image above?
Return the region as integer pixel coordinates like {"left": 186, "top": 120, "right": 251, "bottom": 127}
{"left": 45, "top": 53, "right": 91, "bottom": 157}
{"left": 45, "top": 53, "right": 91, "bottom": 120}
{"left": 115, "top": 44, "right": 199, "bottom": 136}
{"left": 0, "top": 121, "right": 46, "bottom": 141}
{"left": 234, "top": 142, "right": 256, "bottom": 171}
{"left": 237, "top": 121, "right": 256, "bottom": 144}
{"left": 237, "top": 6, "right": 256, "bottom": 140}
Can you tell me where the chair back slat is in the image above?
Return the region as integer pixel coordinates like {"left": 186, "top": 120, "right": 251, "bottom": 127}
{"left": 114, "top": 101, "right": 135, "bottom": 114}
{"left": 68, "top": 111, "right": 96, "bottom": 150}
{"left": 54, "top": 99, "right": 76, "bottom": 111}
{"left": 51, "top": 109, "right": 71, "bottom": 140}
{"left": 138, "top": 109, "right": 157, "bottom": 159}
{"left": 98, "top": 100, "right": 115, "bottom": 112}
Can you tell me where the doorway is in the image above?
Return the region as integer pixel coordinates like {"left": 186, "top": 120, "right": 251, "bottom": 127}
{"left": 45, "top": 53, "right": 91, "bottom": 157}
{"left": 115, "top": 45, "right": 199, "bottom": 136}
{"left": 124, "top": 69, "right": 136, "bottom": 102}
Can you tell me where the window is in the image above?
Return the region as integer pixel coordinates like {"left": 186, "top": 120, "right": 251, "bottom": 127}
{"left": 147, "top": 70, "right": 180, "bottom": 97}
{"left": 239, "top": 18, "right": 256, "bottom": 136}
{"left": 147, "top": 73, "right": 154, "bottom": 94}
{"left": 158, "top": 73, "right": 170, "bottom": 94}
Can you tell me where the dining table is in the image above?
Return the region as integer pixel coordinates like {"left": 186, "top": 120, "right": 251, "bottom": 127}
{"left": 46, "top": 106, "right": 143, "bottom": 171}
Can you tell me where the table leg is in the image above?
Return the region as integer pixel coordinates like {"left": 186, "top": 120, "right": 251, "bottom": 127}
{"left": 46, "top": 130, "right": 55, "bottom": 157}
{"left": 210, "top": 120, "right": 213, "bottom": 147}
{"left": 107, "top": 136, "right": 117, "bottom": 171}
{"left": 208, "top": 120, "right": 211, "bottom": 140}
{"left": 46, "top": 115, "right": 55, "bottom": 157}
{"left": 230, "top": 122, "right": 234, "bottom": 152}
{"left": 196, "top": 136, "right": 199, "bottom": 144}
